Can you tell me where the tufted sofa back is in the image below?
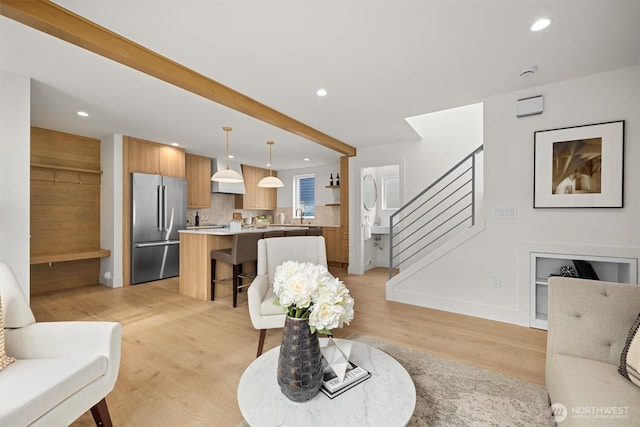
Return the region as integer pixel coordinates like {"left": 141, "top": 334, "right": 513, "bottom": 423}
{"left": 547, "top": 276, "right": 640, "bottom": 371}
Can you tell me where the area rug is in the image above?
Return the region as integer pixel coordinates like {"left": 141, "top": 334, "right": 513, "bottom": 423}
{"left": 349, "top": 335, "right": 553, "bottom": 427}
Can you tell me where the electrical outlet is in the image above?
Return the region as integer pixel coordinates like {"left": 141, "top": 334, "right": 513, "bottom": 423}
{"left": 491, "top": 274, "right": 502, "bottom": 288}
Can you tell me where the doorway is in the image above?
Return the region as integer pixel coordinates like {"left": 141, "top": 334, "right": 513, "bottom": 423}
{"left": 350, "top": 160, "right": 403, "bottom": 275}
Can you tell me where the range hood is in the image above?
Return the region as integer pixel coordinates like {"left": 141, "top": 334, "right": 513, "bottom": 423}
{"left": 211, "top": 158, "right": 246, "bottom": 194}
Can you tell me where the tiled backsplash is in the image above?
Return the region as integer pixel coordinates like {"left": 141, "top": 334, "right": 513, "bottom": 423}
{"left": 273, "top": 205, "right": 340, "bottom": 226}
{"left": 187, "top": 194, "right": 340, "bottom": 226}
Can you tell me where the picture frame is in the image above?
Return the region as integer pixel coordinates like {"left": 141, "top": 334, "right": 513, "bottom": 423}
{"left": 533, "top": 120, "right": 624, "bottom": 208}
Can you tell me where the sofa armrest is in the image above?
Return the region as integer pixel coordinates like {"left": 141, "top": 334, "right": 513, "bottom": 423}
{"left": 248, "top": 274, "right": 269, "bottom": 329}
{"left": 547, "top": 277, "right": 640, "bottom": 371}
{"left": 3, "top": 321, "right": 122, "bottom": 421}
{"left": 4, "top": 321, "right": 121, "bottom": 362}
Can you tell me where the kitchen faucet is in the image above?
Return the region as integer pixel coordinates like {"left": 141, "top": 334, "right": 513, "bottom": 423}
{"left": 295, "top": 208, "right": 304, "bottom": 224}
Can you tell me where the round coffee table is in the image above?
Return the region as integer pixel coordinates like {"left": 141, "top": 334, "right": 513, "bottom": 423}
{"left": 237, "top": 338, "right": 416, "bottom": 426}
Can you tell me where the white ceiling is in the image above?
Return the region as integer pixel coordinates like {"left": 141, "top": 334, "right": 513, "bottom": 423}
{"left": 1, "top": 1, "right": 639, "bottom": 170}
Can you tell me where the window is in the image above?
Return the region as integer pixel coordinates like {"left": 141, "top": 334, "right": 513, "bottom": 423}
{"left": 293, "top": 174, "right": 315, "bottom": 218}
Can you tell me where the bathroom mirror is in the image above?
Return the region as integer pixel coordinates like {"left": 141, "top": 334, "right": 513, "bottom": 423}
{"left": 382, "top": 176, "right": 400, "bottom": 210}
{"left": 363, "top": 174, "right": 377, "bottom": 211}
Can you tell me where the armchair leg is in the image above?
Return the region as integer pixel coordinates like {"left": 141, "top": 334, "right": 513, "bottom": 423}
{"left": 257, "top": 329, "right": 267, "bottom": 358}
{"left": 90, "top": 398, "right": 113, "bottom": 427}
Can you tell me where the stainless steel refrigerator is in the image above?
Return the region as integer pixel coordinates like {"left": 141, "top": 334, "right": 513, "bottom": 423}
{"left": 131, "top": 172, "right": 186, "bottom": 284}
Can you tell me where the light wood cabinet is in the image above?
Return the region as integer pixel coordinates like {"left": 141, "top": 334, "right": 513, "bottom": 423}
{"left": 340, "top": 236, "right": 349, "bottom": 265}
{"left": 322, "top": 227, "right": 341, "bottom": 265}
{"left": 264, "top": 169, "right": 278, "bottom": 209}
{"left": 235, "top": 164, "right": 277, "bottom": 210}
{"left": 159, "top": 144, "right": 186, "bottom": 177}
{"left": 339, "top": 156, "right": 349, "bottom": 266}
{"left": 186, "top": 154, "right": 211, "bottom": 208}
{"left": 128, "top": 137, "right": 185, "bottom": 177}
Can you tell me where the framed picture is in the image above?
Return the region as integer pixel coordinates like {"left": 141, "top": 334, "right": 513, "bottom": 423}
{"left": 534, "top": 120, "right": 624, "bottom": 208}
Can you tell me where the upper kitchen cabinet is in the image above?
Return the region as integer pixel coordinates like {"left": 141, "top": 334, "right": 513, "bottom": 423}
{"left": 235, "top": 164, "right": 277, "bottom": 210}
{"left": 127, "top": 136, "right": 185, "bottom": 177}
{"left": 186, "top": 153, "right": 211, "bottom": 208}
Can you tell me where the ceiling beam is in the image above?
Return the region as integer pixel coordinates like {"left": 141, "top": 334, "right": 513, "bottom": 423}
{"left": 0, "top": 0, "right": 357, "bottom": 157}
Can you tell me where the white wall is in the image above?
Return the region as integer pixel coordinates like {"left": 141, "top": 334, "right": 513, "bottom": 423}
{"left": 276, "top": 162, "right": 341, "bottom": 209}
{"left": 0, "top": 69, "right": 30, "bottom": 297}
{"left": 100, "top": 134, "right": 124, "bottom": 288}
{"left": 383, "top": 66, "right": 640, "bottom": 326}
{"left": 403, "top": 103, "right": 484, "bottom": 197}
{"left": 349, "top": 103, "right": 483, "bottom": 274}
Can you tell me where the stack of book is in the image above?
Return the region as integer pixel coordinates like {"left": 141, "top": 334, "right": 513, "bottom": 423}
{"left": 320, "top": 361, "right": 371, "bottom": 399}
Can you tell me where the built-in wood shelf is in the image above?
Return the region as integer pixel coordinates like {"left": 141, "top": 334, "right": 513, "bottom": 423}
{"left": 30, "top": 249, "right": 111, "bottom": 265}
{"left": 31, "top": 163, "right": 103, "bottom": 174}
{"left": 325, "top": 185, "right": 340, "bottom": 189}
{"left": 325, "top": 203, "right": 341, "bottom": 206}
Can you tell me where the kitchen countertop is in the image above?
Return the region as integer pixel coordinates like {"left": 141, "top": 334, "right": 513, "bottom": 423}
{"left": 270, "top": 223, "right": 339, "bottom": 228}
{"left": 179, "top": 225, "right": 310, "bottom": 236}
{"left": 186, "top": 223, "right": 339, "bottom": 230}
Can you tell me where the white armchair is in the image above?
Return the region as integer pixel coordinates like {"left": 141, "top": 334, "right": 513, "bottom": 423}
{"left": 247, "top": 236, "right": 328, "bottom": 357}
{"left": 0, "top": 262, "right": 121, "bottom": 427}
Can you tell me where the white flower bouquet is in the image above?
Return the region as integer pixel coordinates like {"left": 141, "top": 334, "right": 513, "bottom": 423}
{"left": 273, "top": 261, "right": 354, "bottom": 334}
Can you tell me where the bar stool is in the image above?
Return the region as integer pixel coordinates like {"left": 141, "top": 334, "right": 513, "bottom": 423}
{"left": 285, "top": 229, "right": 306, "bottom": 236}
{"left": 262, "top": 230, "right": 285, "bottom": 238}
{"left": 306, "top": 227, "right": 322, "bottom": 236}
{"left": 210, "top": 232, "right": 263, "bottom": 307}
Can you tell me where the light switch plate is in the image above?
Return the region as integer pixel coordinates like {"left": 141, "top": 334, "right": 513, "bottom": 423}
{"left": 492, "top": 208, "right": 517, "bottom": 219}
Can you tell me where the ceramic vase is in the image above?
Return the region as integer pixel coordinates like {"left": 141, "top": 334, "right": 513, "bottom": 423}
{"left": 277, "top": 316, "right": 323, "bottom": 402}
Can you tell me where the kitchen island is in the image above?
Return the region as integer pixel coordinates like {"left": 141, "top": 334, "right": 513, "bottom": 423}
{"left": 178, "top": 226, "right": 308, "bottom": 302}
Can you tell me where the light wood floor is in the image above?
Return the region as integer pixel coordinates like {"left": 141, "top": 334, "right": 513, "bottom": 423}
{"left": 30, "top": 267, "right": 547, "bottom": 427}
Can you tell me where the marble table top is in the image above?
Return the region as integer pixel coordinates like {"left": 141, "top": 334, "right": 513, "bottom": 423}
{"left": 237, "top": 338, "right": 416, "bottom": 427}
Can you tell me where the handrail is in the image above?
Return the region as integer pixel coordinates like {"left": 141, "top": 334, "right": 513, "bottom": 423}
{"left": 390, "top": 145, "right": 483, "bottom": 278}
{"left": 393, "top": 145, "right": 483, "bottom": 215}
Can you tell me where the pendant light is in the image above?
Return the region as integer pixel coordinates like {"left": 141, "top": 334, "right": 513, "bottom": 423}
{"left": 211, "top": 126, "right": 244, "bottom": 183}
{"left": 258, "top": 141, "right": 284, "bottom": 188}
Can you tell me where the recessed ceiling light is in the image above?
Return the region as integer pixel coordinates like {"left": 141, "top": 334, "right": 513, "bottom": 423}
{"left": 171, "top": 142, "right": 180, "bottom": 147}
{"left": 316, "top": 88, "right": 327, "bottom": 97}
{"left": 77, "top": 111, "right": 89, "bottom": 117}
{"left": 304, "top": 158, "right": 310, "bottom": 162}
{"left": 531, "top": 18, "right": 551, "bottom": 32}
{"left": 228, "top": 154, "right": 234, "bottom": 159}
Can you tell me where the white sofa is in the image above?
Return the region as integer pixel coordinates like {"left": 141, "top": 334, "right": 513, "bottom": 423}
{"left": 0, "top": 262, "right": 121, "bottom": 427}
{"left": 247, "top": 236, "right": 328, "bottom": 357}
{"left": 546, "top": 276, "right": 640, "bottom": 426}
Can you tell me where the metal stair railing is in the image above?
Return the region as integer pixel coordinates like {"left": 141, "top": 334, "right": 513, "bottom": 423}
{"left": 389, "top": 145, "right": 483, "bottom": 278}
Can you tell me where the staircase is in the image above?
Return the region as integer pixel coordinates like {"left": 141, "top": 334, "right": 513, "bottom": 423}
{"left": 389, "top": 146, "right": 484, "bottom": 278}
